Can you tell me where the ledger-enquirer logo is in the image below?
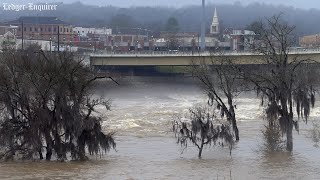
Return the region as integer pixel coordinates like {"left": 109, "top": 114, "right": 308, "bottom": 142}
{"left": 3, "top": 3, "right": 58, "bottom": 11}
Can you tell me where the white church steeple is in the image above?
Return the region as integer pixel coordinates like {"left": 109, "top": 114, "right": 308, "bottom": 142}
{"left": 210, "top": 7, "right": 219, "bottom": 34}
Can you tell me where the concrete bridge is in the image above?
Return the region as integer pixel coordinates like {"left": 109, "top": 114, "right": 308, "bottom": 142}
{"left": 90, "top": 49, "right": 320, "bottom": 67}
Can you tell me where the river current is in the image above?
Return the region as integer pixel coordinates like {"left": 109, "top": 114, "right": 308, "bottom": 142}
{"left": 0, "top": 76, "right": 320, "bottom": 179}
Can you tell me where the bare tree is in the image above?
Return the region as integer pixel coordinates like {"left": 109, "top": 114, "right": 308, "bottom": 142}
{"left": 0, "top": 47, "right": 116, "bottom": 161}
{"left": 173, "top": 105, "right": 234, "bottom": 159}
{"left": 191, "top": 54, "right": 246, "bottom": 141}
{"left": 243, "top": 14, "right": 319, "bottom": 151}
{"left": 166, "top": 34, "right": 180, "bottom": 51}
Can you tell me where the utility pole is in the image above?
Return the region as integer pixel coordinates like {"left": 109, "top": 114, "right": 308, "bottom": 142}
{"left": 57, "top": 25, "right": 60, "bottom": 52}
{"left": 49, "top": 38, "right": 52, "bottom": 52}
{"left": 200, "top": 0, "right": 206, "bottom": 51}
{"left": 21, "top": 21, "right": 24, "bottom": 50}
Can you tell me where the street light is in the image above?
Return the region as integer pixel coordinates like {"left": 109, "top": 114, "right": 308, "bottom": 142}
{"left": 49, "top": 37, "right": 52, "bottom": 52}
{"left": 21, "top": 20, "right": 24, "bottom": 50}
{"left": 200, "top": 0, "right": 206, "bottom": 51}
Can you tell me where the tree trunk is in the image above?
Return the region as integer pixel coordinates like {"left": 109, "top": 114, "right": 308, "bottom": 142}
{"left": 45, "top": 132, "right": 53, "bottom": 161}
{"left": 286, "top": 118, "right": 293, "bottom": 151}
{"left": 38, "top": 149, "right": 43, "bottom": 160}
{"left": 198, "top": 146, "right": 203, "bottom": 159}
{"left": 78, "top": 132, "right": 88, "bottom": 161}
{"left": 198, "top": 140, "right": 204, "bottom": 159}
{"left": 78, "top": 142, "right": 87, "bottom": 161}
{"left": 46, "top": 143, "right": 52, "bottom": 161}
{"left": 54, "top": 132, "right": 63, "bottom": 160}
{"left": 280, "top": 92, "right": 293, "bottom": 151}
{"left": 232, "top": 118, "right": 240, "bottom": 141}
{"left": 228, "top": 101, "right": 239, "bottom": 141}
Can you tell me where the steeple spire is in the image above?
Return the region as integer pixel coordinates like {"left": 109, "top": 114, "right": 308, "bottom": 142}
{"left": 214, "top": 7, "right": 217, "bottom": 17}
{"left": 210, "top": 7, "right": 219, "bottom": 34}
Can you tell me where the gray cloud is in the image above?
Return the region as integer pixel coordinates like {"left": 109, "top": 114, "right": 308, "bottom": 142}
{"left": 78, "top": 0, "right": 320, "bottom": 9}
{"left": 0, "top": 0, "right": 318, "bottom": 9}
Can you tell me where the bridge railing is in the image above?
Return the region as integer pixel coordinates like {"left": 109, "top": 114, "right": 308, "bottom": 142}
{"left": 90, "top": 50, "right": 259, "bottom": 57}
{"left": 89, "top": 48, "right": 320, "bottom": 57}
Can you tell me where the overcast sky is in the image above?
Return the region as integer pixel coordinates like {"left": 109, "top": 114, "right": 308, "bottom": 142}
{"left": 1, "top": 0, "right": 320, "bottom": 10}
{"left": 89, "top": 0, "right": 320, "bottom": 9}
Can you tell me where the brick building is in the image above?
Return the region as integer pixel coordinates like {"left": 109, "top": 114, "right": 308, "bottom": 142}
{"left": 6, "top": 16, "right": 74, "bottom": 42}
{"left": 0, "top": 25, "right": 18, "bottom": 36}
{"left": 300, "top": 34, "right": 320, "bottom": 48}
{"left": 105, "top": 34, "right": 148, "bottom": 51}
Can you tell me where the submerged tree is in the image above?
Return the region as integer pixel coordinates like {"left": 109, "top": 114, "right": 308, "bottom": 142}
{"left": 244, "top": 14, "right": 319, "bottom": 151}
{"left": 309, "top": 123, "right": 320, "bottom": 147}
{"left": 261, "top": 123, "right": 285, "bottom": 152}
{"left": 173, "top": 105, "right": 234, "bottom": 159}
{"left": 0, "top": 48, "right": 115, "bottom": 161}
{"left": 192, "top": 55, "right": 245, "bottom": 141}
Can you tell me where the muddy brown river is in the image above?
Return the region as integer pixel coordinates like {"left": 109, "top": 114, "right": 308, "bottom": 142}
{"left": 0, "top": 77, "right": 319, "bottom": 179}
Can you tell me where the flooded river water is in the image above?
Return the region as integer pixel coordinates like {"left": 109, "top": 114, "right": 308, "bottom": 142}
{"left": 0, "top": 77, "right": 320, "bottom": 179}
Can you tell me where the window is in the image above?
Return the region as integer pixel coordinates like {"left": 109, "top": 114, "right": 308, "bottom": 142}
{"left": 40, "top": 28, "right": 43, "bottom": 32}
{"left": 24, "top": 27, "right": 26, "bottom": 31}
{"left": 49, "top": 27, "right": 51, "bottom": 32}
{"left": 67, "top": 28, "right": 69, "bottom": 32}
{"left": 30, "top": 27, "right": 32, "bottom": 31}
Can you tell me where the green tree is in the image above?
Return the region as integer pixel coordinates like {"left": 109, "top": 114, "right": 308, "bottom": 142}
{"left": 109, "top": 14, "right": 138, "bottom": 30}
{"left": 165, "top": 17, "right": 180, "bottom": 33}
{"left": 245, "top": 20, "right": 262, "bottom": 34}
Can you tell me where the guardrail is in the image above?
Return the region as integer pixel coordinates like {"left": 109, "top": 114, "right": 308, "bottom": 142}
{"left": 89, "top": 48, "right": 320, "bottom": 57}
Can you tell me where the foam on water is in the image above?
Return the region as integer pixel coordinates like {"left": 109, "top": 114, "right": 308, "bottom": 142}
{"left": 1, "top": 77, "right": 320, "bottom": 179}
{"left": 96, "top": 78, "right": 281, "bottom": 136}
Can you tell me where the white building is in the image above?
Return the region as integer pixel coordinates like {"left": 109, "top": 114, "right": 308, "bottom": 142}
{"left": 153, "top": 35, "right": 223, "bottom": 51}
{"left": 230, "top": 30, "right": 256, "bottom": 51}
{"left": 210, "top": 7, "right": 219, "bottom": 35}
{"left": 0, "top": 31, "right": 16, "bottom": 50}
{"left": 15, "top": 39, "right": 53, "bottom": 51}
{"left": 94, "top": 28, "right": 112, "bottom": 35}
{"left": 73, "top": 27, "right": 112, "bottom": 37}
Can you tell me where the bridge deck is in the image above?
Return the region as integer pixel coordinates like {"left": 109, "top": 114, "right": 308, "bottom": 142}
{"left": 90, "top": 49, "right": 320, "bottom": 66}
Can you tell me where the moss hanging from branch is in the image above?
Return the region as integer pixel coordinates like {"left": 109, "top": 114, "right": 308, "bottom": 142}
{"left": 172, "top": 105, "right": 234, "bottom": 159}
{"left": 0, "top": 48, "right": 116, "bottom": 161}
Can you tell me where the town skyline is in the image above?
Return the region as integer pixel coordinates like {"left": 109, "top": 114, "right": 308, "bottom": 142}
{"left": 0, "top": 0, "right": 320, "bottom": 10}
{"left": 1, "top": 1, "right": 320, "bottom": 53}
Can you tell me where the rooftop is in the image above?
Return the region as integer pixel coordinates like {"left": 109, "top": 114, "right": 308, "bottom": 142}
{"left": 6, "top": 16, "right": 70, "bottom": 25}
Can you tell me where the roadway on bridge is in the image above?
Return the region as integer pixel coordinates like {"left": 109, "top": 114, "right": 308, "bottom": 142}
{"left": 90, "top": 49, "right": 320, "bottom": 66}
